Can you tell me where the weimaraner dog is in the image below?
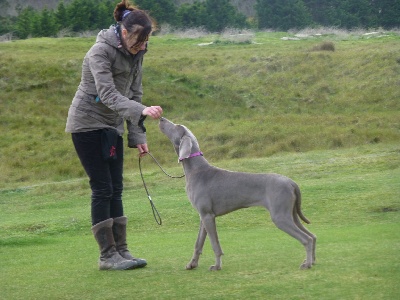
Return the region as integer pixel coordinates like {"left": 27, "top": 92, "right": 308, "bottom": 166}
{"left": 159, "top": 117, "right": 316, "bottom": 271}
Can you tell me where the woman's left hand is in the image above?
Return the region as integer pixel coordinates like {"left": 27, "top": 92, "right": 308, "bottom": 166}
{"left": 137, "top": 144, "right": 149, "bottom": 157}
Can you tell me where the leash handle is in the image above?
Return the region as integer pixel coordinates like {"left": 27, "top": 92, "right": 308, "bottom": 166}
{"left": 138, "top": 152, "right": 185, "bottom": 225}
{"left": 139, "top": 154, "right": 162, "bottom": 225}
{"left": 148, "top": 195, "right": 162, "bottom": 226}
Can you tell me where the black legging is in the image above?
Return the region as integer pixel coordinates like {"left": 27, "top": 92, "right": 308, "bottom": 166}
{"left": 72, "top": 129, "right": 124, "bottom": 225}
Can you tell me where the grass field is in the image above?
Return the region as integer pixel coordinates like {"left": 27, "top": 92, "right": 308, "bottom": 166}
{"left": 0, "top": 30, "right": 399, "bottom": 299}
{"left": 1, "top": 144, "right": 399, "bottom": 299}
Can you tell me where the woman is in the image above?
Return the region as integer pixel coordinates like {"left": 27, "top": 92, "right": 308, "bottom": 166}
{"left": 66, "top": 0, "right": 163, "bottom": 270}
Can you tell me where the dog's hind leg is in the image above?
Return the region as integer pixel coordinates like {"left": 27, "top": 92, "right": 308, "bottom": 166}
{"left": 271, "top": 212, "right": 314, "bottom": 269}
{"left": 201, "top": 213, "right": 224, "bottom": 271}
{"left": 186, "top": 219, "right": 207, "bottom": 270}
{"left": 293, "top": 211, "right": 316, "bottom": 265}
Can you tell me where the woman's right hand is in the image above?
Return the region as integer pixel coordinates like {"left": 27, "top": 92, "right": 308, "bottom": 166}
{"left": 142, "top": 106, "right": 163, "bottom": 119}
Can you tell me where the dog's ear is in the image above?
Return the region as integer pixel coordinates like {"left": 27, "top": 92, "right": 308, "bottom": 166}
{"left": 178, "top": 135, "right": 192, "bottom": 162}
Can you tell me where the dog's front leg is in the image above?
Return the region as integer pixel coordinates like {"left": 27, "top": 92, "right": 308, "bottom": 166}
{"left": 201, "top": 214, "right": 223, "bottom": 271}
{"left": 186, "top": 219, "right": 207, "bottom": 270}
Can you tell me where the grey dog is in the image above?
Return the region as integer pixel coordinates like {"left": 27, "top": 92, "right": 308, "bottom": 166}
{"left": 159, "top": 117, "right": 316, "bottom": 271}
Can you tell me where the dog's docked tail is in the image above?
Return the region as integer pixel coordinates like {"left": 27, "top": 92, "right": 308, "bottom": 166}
{"left": 293, "top": 183, "right": 311, "bottom": 224}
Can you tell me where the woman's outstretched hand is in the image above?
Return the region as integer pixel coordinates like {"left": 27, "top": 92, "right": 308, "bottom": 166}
{"left": 142, "top": 106, "right": 163, "bottom": 119}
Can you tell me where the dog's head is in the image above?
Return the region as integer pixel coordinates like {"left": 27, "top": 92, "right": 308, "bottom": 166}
{"left": 159, "top": 117, "right": 200, "bottom": 162}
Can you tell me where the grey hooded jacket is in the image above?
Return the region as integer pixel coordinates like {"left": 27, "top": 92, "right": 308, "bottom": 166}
{"left": 65, "top": 25, "right": 147, "bottom": 148}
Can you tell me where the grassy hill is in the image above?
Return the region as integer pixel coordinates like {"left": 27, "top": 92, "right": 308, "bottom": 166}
{"left": 0, "top": 30, "right": 399, "bottom": 300}
{"left": 0, "top": 30, "right": 399, "bottom": 189}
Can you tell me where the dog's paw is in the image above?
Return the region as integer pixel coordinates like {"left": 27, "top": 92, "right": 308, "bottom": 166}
{"left": 300, "top": 260, "right": 312, "bottom": 269}
{"left": 185, "top": 260, "right": 198, "bottom": 270}
{"left": 209, "top": 265, "right": 221, "bottom": 271}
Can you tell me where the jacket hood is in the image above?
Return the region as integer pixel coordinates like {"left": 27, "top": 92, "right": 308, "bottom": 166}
{"left": 96, "top": 25, "right": 120, "bottom": 49}
{"left": 96, "top": 25, "right": 132, "bottom": 56}
{"left": 96, "top": 25, "right": 147, "bottom": 57}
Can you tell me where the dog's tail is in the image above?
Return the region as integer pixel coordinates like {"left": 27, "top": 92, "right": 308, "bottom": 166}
{"left": 293, "top": 183, "right": 311, "bottom": 224}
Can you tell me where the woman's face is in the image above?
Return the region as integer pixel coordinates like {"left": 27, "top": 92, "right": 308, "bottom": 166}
{"left": 121, "top": 28, "right": 149, "bottom": 55}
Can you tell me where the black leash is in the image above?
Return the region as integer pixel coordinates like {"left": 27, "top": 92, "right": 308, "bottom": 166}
{"left": 138, "top": 152, "right": 185, "bottom": 225}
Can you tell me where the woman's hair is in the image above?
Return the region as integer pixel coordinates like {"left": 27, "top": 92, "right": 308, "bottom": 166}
{"left": 114, "top": 0, "right": 156, "bottom": 48}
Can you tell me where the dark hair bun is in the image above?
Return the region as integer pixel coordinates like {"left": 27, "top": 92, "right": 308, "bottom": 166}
{"left": 113, "top": 0, "right": 135, "bottom": 22}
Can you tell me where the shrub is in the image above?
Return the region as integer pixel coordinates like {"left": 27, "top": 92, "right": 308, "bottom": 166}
{"left": 311, "top": 41, "right": 335, "bottom": 52}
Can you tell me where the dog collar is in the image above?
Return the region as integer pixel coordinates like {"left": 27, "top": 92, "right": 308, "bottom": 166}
{"left": 179, "top": 151, "right": 203, "bottom": 161}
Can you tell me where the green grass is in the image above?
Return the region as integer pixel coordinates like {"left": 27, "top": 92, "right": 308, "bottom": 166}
{"left": 0, "top": 31, "right": 399, "bottom": 299}
{"left": 1, "top": 144, "right": 399, "bottom": 299}
{"left": 0, "top": 32, "right": 399, "bottom": 187}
